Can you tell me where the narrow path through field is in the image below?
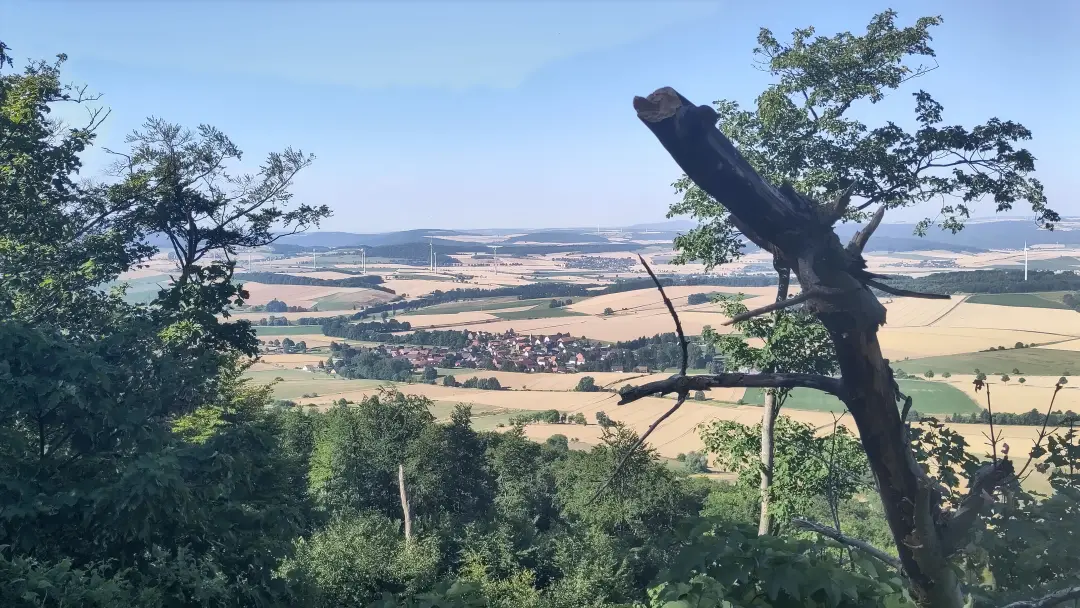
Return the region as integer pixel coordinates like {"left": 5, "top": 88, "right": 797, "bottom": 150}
{"left": 924, "top": 294, "right": 968, "bottom": 327}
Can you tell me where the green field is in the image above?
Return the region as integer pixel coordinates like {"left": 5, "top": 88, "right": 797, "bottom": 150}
{"left": 402, "top": 297, "right": 540, "bottom": 315}
{"left": 492, "top": 306, "right": 587, "bottom": 320}
{"left": 742, "top": 378, "right": 979, "bottom": 415}
{"left": 903, "top": 347, "right": 1079, "bottom": 377}
{"left": 966, "top": 293, "right": 1073, "bottom": 310}
{"left": 255, "top": 325, "right": 325, "bottom": 336}
{"left": 103, "top": 274, "right": 172, "bottom": 304}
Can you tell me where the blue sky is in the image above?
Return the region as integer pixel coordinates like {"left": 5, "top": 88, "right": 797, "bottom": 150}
{"left": 5, "top": 0, "right": 1078, "bottom": 232}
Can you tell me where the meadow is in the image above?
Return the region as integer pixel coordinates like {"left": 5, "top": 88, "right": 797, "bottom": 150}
{"left": 740, "top": 378, "right": 980, "bottom": 415}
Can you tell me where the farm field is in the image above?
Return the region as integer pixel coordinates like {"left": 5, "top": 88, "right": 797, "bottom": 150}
{"left": 965, "top": 293, "right": 1073, "bottom": 309}
{"left": 491, "top": 306, "right": 586, "bottom": 320}
{"left": 254, "top": 325, "right": 326, "bottom": 336}
{"left": 904, "top": 347, "right": 1079, "bottom": 377}
{"left": 933, "top": 374, "right": 1080, "bottom": 415}
{"left": 741, "top": 379, "right": 979, "bottom": 415}
{"left": 930, "top": 301, "right": 1080, "bottom": 336}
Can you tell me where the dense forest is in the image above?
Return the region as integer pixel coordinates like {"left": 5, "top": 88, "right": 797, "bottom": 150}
{"left": 879, "top": 270, "right": 1080, "bottom": 296}
{"left": 4, "top": 12, "right": 1080, "bottom": 608}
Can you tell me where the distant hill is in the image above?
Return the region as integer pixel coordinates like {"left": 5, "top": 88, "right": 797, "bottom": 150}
{"left": 834, "top": 218, "right": 1080, "bottom": 250}
{"left": 275, "top": 229, "right": 470, "bottom": 248}
{"left": 505, "top": 231, "right": 609, "bottom": 244}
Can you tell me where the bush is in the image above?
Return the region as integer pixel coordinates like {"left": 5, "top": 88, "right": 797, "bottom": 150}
{"left": 1015, "top": 341, "right": 1025, "bottom": 349}
{"left": 924, "top": 370, "right": 935, "bottom": 378}
{"left": 422, "top": 366, "right": 438, "bottom": 382}
{"left": 595, "top": 411, "right": 614, "bottom": 429}
{"left": 1012, "top": 367, "right": 1021, "bottom": 374}
{"left": 681, "top": 451, "right": 709, "bottom": 473}
{"left": 693, "top": 390, "right": 706, "bottom": 401}
{"left": 1019, "top": 377, "right": 1027, "bottom": 384}
{"left": 603, "top": 307, "right": 614, "bottom": 316}
{"left": 442, "top": 374, "right": 457, "bottom": 387}
{"left": 568, "top": 412, "right": 587, "bottom": 425}
{"left": 941, "top": 371, "right": 952, "bottom": 378}
{"left": 575, "top": 376, "right": 599, "bottom": 392}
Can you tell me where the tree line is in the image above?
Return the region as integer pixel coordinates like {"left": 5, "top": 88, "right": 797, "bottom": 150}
{"left": 236, "top": 271, "right": 393, "bottom": 291}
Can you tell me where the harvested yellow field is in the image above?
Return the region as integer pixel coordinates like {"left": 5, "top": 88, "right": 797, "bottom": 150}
{"left": 1043, "top": 339, "right": 1080, "bottom": 351}
{"left": 877, "top": 326, "right": 1062, "bottom": 360}
{"left": 380, "top": 279, "right": 463, "bottom": 297}
{"left": 567, "top": 286, "right": 778, "bottom": 316}
{"left": 935, "top": 302, "right": 1080, "bottom": 337}
{"left": 256, "top": 353, "right": 327, "bottom": 366}
{"left": 933, "top": 375, "right": 1080, "bottom": 415}
{"left": 881, "top": 296, "right": 964, "bottom": 327}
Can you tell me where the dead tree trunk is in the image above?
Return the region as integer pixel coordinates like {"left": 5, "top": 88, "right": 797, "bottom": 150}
{"left": 632, "top": 87, "right": 1013, "bottom": 608}
{"left": 398, "top": 463, "right": 412, "bottom": 544}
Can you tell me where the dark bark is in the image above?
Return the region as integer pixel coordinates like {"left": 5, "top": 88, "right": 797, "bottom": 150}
{"left": 632, "top": 87, "right": 1009, "bottom": 608}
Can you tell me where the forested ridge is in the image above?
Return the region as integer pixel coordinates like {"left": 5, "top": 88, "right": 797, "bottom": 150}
{"left": 3, "top": 11, "right": 1079, "bottom": 608}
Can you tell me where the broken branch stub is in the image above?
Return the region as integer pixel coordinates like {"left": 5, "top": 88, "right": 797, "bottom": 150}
{"left": 633, "top": 86, "right": 994, "bottom": 608}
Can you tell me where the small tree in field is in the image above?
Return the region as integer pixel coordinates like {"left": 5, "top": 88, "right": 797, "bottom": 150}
{"left": 925, "top": 370, "right": 935, "bottom": 378}
{"left": 603, "top": 307, "right": 614, "bottom": 316}
{"left": 575, "top": 376, "right": 599, "bottom": 392}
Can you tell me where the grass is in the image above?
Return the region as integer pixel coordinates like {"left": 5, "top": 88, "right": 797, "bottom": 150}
{"left": 103, "top": 274, "right": 172, "bottom": 304}
{"left": 742, "top": 378, "right": 979, "bottom": 415}
{"left": 244, "top": 369, "right": 386, "bottom": 399}
{"left": 966, "top": 293, "right": 1073, "bottom": 310}
{"left": 313, "top": 289, "right": 393, "bottom": 311}
{"left": 255, "top": 325, "right": 325, "bottom": 336}
{"left": 402, "top": 297, "right": 539, "bottom": 316}
{"left": 904, "top": 347, "right": 1079, "bottom": 377}
{"left": 492, "top": 306, "right": 587, "bottom": 320}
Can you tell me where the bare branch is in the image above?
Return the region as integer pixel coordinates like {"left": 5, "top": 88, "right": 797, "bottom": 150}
{"left": 618, "top": 372, "right": 845, "bottom": 405}
{"left": 824, "top": 182, "right": 857, "bottom": 225}
{"left": 1000, "top": 587, "right": 1080, "bottom": 608}
{"left": 637, "top": 254, "right": 688, "bottom": 375}
{"left": 588, "top": 393, "right": 687, "bottom": 505}
{"left": 847, "top": 205, "right": 886, "bottom": 254}
{"left": 791, "top": 518, "right": 901, "bottom": 570}
{"left": 1016, "top": 384, "right": 1064, "bottom": 480}
{"left": 722, "top": 289, "right": 816, "bottom": 326}
{"left": 866, "top": 279, "right": 951, "bottom": 300}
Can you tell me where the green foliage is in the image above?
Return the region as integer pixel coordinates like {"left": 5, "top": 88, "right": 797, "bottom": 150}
{"left": 700, "top": 417, "right": 870, "bottom": 524}
{"left": 667, "top": 10, "right": 1056, "bottom": 272}
{"left": 595, "top": 411, "right": 615, "bottom": 429}
{"left": 280, "top": 513, "right": 440, "bottom": 607}
{"left": 704, "top": 297, "right": 837, "bottom": 407}
{"left": 575, "top": 376, "right": 599, "bottom": 392}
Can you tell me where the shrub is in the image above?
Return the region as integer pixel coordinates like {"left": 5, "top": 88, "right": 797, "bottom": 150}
{"left": 693, "top": 390, "right": 707, "bottom": 401}
{"left": 941, "top": 371, "right": 952, "bottom": 378}
{"left": 682, "top": 451, "right": 709, "bottom": 473}
{"left": 574, "top": 376, "right": 599, "bottom": 392}
{"left": 442, "top": 374, "right": 457, "bottom": 387}
{"left": 1019, "top": 377, "right": 1027, "bottom": 384}
{"left": 595, "top": 411, "right": 614, "bottom": 428}
{"left": 603, "top": 307, "right": 614, "bottom": 316}
{"left": 924, "top": 370, "right": 934, "bottom": 378}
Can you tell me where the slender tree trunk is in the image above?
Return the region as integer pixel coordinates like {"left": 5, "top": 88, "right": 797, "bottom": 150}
{"left": 758, "top": 392, "right": 777, "bottom": 535}
{"left": 758, "top": 265, "right": 790, "bottom": 536}
{"left": 398, "top": 463, "right": 412, "bottom": 544}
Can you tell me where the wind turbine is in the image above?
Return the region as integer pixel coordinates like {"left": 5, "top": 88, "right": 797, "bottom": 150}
{"left": 488, "top": 245, "right": 501, "bottom": 275}
{"left": 360, "top": 248, "right": 366, "bottom": 274}
{"left": 1024, "top": 241, "right": 1028, "bottom": 281}
{"left": 427, "top": 237, "right": 435, "bottom": 272}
